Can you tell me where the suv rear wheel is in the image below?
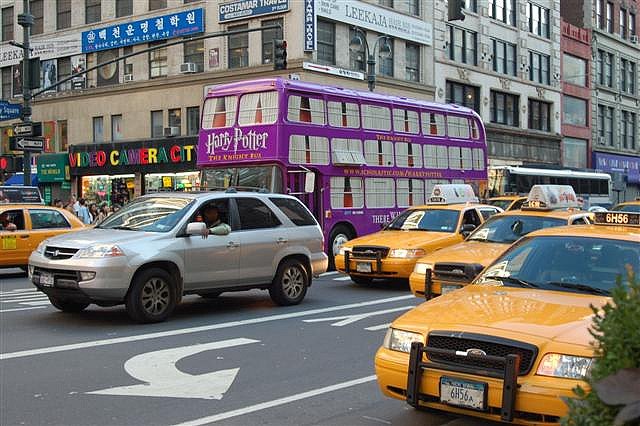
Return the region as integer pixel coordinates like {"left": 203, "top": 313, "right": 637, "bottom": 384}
{"left": 126, "top": 268, "right": 176, "bottom": 323}
{"left": 48, "top": 296, "right": 89, "bottom": 313}
{"left": 269, "top": 259, "right": 308, "bottom": 306}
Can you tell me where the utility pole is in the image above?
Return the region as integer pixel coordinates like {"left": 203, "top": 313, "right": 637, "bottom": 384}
{"left": 18, "top": 0, "right": 32, "bottom": 187}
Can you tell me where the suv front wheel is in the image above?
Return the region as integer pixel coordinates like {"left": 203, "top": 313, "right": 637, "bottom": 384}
{"left": 269, "top": 259, "right": 308, "bottom": 306}
{"left": 126, "top": 268, "right": 177, "bottom": 323}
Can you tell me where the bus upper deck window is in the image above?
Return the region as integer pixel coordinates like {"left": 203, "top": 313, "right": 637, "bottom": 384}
{"left": 421, "top": 112, "right": 445, "bottom": 136}
{"left": 362, "top": 104, "right": 391, "bottom": 131}
{"left": 471, "top": 119, "right": 480, "bottom": 139}
{"left": 238, "top": 91, "right": 279, "bottom": 125}
{"left": 328, "top": 101, "right": 360, "bottom": 128}
{"left": 447, "top": 116, "right": 470, "bottom": 139}
{"left": 202, "top": 95, "right": 237, "bottom": 129}
{"left": 393, "top": 109, "right": 419, "bottom": 134}
{"left": 288, "top": 95, "right": 325, "bottom": 125}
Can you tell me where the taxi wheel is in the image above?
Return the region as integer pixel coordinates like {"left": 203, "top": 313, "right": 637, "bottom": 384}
{"left": 350, "top": 275, "right": 373, "bottom": 286}
{"left": 269, "top": 259, "right": 308, "bottom": 306}
{"left": 329, "top": 225, "right": 353, "bottom": 271}
{"left": 48, "top": 296, "right": 90, "bottom": 313}
{"left": 126, "top": 268, "right": 177, "bottom": 323}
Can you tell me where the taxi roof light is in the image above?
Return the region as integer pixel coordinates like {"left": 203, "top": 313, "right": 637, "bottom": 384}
{"left": 428, "top": 184, "right": 479, "bottom": 205}
{"left": 521, "top": 185, "right": 579, "bottom": 211}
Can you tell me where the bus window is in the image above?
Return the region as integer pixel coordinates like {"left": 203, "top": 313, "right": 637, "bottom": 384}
{"left": 437, "top": 145, "right": 449, "bottom": 169}
{"left": 238, "top": 91, "right": 278, "bottom": 125}
{"left": 289, "top": 135, "right": 330, "bottom": 165}
{"left": 471, "top": 119, "right": 480, "bottom": 139}
{"left": 473, "top": 148, "right": 485, "bottom": 170}
{"left": 421, "top": 112, "right": 446, "bottom": 136}
{"left": 447, "top": 116, "right": 471, "bottom": 139}
{"left": 393, "top": 109, "right": 419, "bottom": 134}
{"left": 424, "top": 145, "right": 438, "bottom": 169}
{"left": 396, "top": 142, "right": 423, "bottom": 168}
{"left": 365, "top": 178, "right": 395, "bottom": 208}
{"left": 397, "top": 179, "right": 425, "bottom": 207}
{"left": 461, "top": 147, "right": 473, "bottom": 169}
{"left": 449, "top": 146, "right": 462, "bottom": 170}
{"left": 364, "top": 140, "right": 394, "bottom": 167}
{"left": 362, "top": 104, "right": 391, "bottom": 131}
{"left": 202, "top": 95, "right": 237, "bottom": 129}
{"left": 330, "top": 177, "right": 364, "bottom": 209}
{"left": 327, "top": 101, "right": 360, "bottom": 128}
{"left": 288, "top": 94, "right": 325, "bottom": 125}
{"left": 331, "top": 138, "right": 365, "bottom": 165}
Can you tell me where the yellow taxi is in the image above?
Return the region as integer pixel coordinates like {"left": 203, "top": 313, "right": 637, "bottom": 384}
{"left": 0, "top": 204, "right": 85, "bottom": 269}
{"left": 375, "top": 210, "right": 639, "bottom": 424}
{"left": 410, "top": 185, "right": 591, "bottom": 298}
{"left": 335, "top": 185, "right": 502, "bottom": 285}
{"left": 612, "top": 198, "right": 640, "bottom": 212}
{"left": 487, "top": 195, "right": 527, "bottom": 211}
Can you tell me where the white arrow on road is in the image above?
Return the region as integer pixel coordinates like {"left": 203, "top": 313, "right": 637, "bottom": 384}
{"left": 303, "top": 306, "right": 413, "bottom": 327}
{"left": 88, "top": 337, "right": 259, "bottom": 399}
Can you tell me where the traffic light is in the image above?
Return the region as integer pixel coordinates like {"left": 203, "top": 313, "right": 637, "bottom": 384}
{"left": 448, "top": 0, "right": 465, "bottom": 21}
{"left": 273, "top": 39, "right": 287, "bottom": 70}
{"left": 0, "top": 156, "right": 23, "bottom": 172}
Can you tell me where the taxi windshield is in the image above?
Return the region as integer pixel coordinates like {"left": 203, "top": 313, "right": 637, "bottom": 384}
{"left": 386, "top": 209, "right": 459, "bottom": 232}
{"left": 488, "top": 199, "right": 513, "bottom": 211}
{"left": 612, "top": 204, "right": 640, "bottom": 213}
{"left": 475, "top": 236, "right": 640, "bottom": 295}
{"left": 96, "top": 197, "right": 194, "bottom": 232}
{"left": 467, "top": 215, "right": 565, "bottom": 244}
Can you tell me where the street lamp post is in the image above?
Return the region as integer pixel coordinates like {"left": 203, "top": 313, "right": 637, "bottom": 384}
{"left": 349, "top": 27, "right": 392, "bottom": 92}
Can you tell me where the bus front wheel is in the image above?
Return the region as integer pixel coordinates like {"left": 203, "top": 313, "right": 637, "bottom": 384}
{"left": 329, "top": 225, "right": 354, "bottom": 271}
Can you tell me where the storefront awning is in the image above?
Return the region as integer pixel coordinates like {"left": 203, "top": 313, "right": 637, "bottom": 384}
{"left": 3, "top": 173, "right": 38, "bottom": 186}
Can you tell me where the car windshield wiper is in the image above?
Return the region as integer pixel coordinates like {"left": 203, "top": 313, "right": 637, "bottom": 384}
{"left": 482, "top": 275, "right": 540, "bottom": 288}
{"left": 544, "top": 282, "right": 610, "bottom": 296}
{"left": 111, "top": 225, "right": 136, "bottom": 231}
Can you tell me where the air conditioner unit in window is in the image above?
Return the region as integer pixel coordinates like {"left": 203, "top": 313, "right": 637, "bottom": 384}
{"left": 180, "top": 62, "right": 197, "bottom": 73}
{"left": 124, "top": 74, "right": 134, "bottom": 82}
{"left": 631, "top": 35, "right": 639, "bottom": 43}
{"left": 598, "top": 136, "right": 606, "bottom": 144}
{"left": 163, "top": 126, "right": 180, "bottom": 137}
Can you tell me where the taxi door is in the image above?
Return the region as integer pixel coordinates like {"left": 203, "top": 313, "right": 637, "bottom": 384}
{"left": 0, "top": 208, "right": 30, "bottom": 266}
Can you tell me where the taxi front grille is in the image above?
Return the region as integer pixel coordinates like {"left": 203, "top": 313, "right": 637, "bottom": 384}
{"left": 433, "top": 262, "right": 483, "bottom": 283}
{"left": 351, "top": 246, "right": 389, "bottom": 259}
{"left": 44, "top": 246, "right": 79, "bottom": 260}
{"left": 426, "top": 331, "right": 537, "bottom": 376}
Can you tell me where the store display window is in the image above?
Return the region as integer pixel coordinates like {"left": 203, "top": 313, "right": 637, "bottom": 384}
{"left": 81, "top": 175, "right": 134, "bottom": 205}
{"left": 145, "top": 172, "right": 200, "bottom": 193}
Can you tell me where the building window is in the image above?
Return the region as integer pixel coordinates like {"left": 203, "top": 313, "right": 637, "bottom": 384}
{"left": 620, "top": 8, "right": 628, "bottom": 38}
{"left": 529, "top": 51, "right": 550, "bottom": 85}
{"left": 1, "top": 67, "right": 11, "bottom": 99}
{"left": 111, "top": 115, "right": 123, "bottom": 141}
{"left": 562, "top": 138, "right": 587, "bottom": 168}
{"left": 448, "top": 25, "right": 477, "bottom": 66}
{"left": 489, "top": 0, "right": 516, "bottom": 26}
{"left": 186, "top": 106, "right": 200, "bottom": 136}
{"left": 527, "top": 2, "right": 550, "bottom": 38}
{"left": 596, "top": 0, "right": 604, "bottom": 29}
{"left": 528, "top": 99, "right": 551, "bottom": 131}
{"left": 405, "top": 43, "right": 420, "bottom": 82}
{"left": 57, "top": 57, "right": 72, "bottom": 91}
{"left": 168, "top": 108, "right": 181, "bottom": 135}
{"left": 261, "top": 18, "right": 283, "bottom": 65}
{"left": 58, "top": 120, "right": 68, "bottom": 151}
{"left": 621, "top": 110, "right": 637, "bottom": 150}
{"left": 563, "top": 96, "right": 587, "bottom": 127}
{"left": 606, "top": 1, "right": 613, "bottom": 33}
{"left": 30, "top": 0, "right": 43, "bottom": 35}
{"left": 379, "top": 38, "right": 393, "bottom": 77}
{"left": 149, "top": 0, "right": 166, "bottom": 10}
{"left": 56, "top": 0, "right": 71, "bottom": 30}
{"left": 620, "top": 58, "right": 636, "bottom": 95}
{"left": 563, "top": 54, "right": 587, "bottom": 86}
{"left": 317, "top": 19, "right": 335, "bottom": 65}
{"left": 228, "top": 24, "right": 248, "bottom": 69}
{"left": 597, "top": 50, "right": 613, "bottom": 87}
{"left": 349, "top": 28, "right": 366, "bottom": 72}
{"left": 464, "top": 0, "right": 477, "bottom": 12}
{"left": 85, "top": 0, "right": 100, "bottom": 24}
{"left": 408, "top": 0, "right": 419, "bottom": 15}
{"left": 492, "top": 39, "right": 516, "bottom": 76}
{"left": 597, "top": 105, "right": 614, "bottom": 146}
{"left": 115, "top": 0, "right": 132, "bottom": 17}
{"left": 446, "top": 81, "right": 480, "bottom": 113}
{"left": 378, "top": 0, "right": 393, "bottom": 7}
{"left": 93, "top": 116, "right": 104, "bottom": 142}
{"left": 151, "top": 110, "right": 163, "bottom": 138}
{"left": 630, "top": 12, "right": 637, "bottom": 36}
{"left": 183, "top": 38, "right": 204, "bottom": 72}
{"left": 490, "top": 90, "right": 519, "bottom": 127}
{"left": 1, "top": 7, "right": 13, "bottom": 42}
{"left": 149, "top": 40, "right": 167, "bottom": 78}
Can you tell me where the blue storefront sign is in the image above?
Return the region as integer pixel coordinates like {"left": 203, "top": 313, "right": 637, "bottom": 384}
{"left": 594, "top": 151, "right": 640, "bottom": 184}
{"left": 303, "top": 0, "right": 315, "bottom": 52}
{"left": 219, "top": 0, "right": 289, "bottom": 23}
{"left": 0, "top": 101, "right": 22, "bottom": 121}
{"left": 82, "top": 8, "right": 204, "bottom": 53}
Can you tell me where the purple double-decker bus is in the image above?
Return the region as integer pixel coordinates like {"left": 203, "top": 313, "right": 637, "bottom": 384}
{"left": 197, "top": 78, "right": 488, "bottom": 268}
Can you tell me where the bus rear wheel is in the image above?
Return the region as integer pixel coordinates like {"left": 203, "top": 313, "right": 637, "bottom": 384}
{"left": 329, "top": 225, "right": 353, "bottom": 271}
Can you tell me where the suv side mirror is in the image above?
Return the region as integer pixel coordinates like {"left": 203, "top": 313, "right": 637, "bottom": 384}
{"left": 186, "top": 222, "right": 206, "bottom": 236}
{"left": 460, "top": 223, "right": 476, "bottom": 237}
{"left": 304, "top": 172, "right": 315, "bottom": 193}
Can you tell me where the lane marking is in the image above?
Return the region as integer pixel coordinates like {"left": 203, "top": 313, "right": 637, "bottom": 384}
{"left": 18, "top": 301, "right": 51, "bottom": 306}
{"left": 364, "top": 323, "right": 391, "bottom": 331}
{"left": 318, "top": 271, "right": 339, "bottom": 277}
{"left": 303, "top": 306, "right": 413, "bottom": 327}
{"left": 0, "top": 306, "right": 47, "bottom": 313}
{"left": 1, "top": 295, "right": 414, "bottom": 361}
{"left": 362, "top": 416, "right": 392, "bottom": 425}
{"left": 0, "top": 295, "right": 48, "bottom": 301}
{"left": 0, "top": 289, "right": 37, "bottom": 295}
{"left": 333, "top": 276, "right": 352, "bottom": 281}
{"left": 174, "top": 375, "right": 377, "bottom": 426}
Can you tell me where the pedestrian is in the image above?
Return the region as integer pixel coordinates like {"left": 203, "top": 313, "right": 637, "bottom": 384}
{"left": 89, "top": 203, "right": 100, "bottom": 224}
{"left": 66, "top": 195, "right": 78, "bottom": 215}
{"left": 77, "top": 198, "right": 92, "bottom": 224}
{"left": 53, "top": 199, "right": 64, "bottom": 209}
{"left": 95, "top": 204, "right": 108, "bottom": 222}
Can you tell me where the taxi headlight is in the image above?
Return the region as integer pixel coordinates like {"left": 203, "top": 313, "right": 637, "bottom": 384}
{"left": 338, "top": 246, "right": 352, "bottom": 256}
{"left": 383, "top": 328, "right": 423, "bottom": 353}
{"left": 413, "top": 262, "right": 433, "bottom": 275}
{"left": 75, "top": 244, "right": 125, "bottom": 258}
{"left": 389, "top": 249, "right": 426, "bottom": 258}
{"left": 35, "top": 240, "right": 47, "bottom": 255}
{"left": 536, "top": 354, "right": 593, "bottom": 379}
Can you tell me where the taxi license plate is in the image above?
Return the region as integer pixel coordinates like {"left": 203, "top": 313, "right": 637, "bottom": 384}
{"left": 356, "top": 262, "right": 372, "bottom": 273}
{"left": 40, "top": 272, "right": 54, "bottom": 287}
{"left": 440, "top": 377, "right": 486, "bottom": 411}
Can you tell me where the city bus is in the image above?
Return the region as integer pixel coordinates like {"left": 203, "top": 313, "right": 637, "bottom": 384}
{"left": 197, "top": 78, "right": 488, "bottom": 267}
{"left": 488, "top": 166, "right": 612, "bottom": 208}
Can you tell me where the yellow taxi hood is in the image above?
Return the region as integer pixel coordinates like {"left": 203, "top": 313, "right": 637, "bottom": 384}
{"left": 395, "top": 285, "right": 607, "bottom": 346}
{"left": 345, "top": 230, "right": 456, "bottom": 249}
{"left": 418, "top": 241, "right": 509, "bottom": 265}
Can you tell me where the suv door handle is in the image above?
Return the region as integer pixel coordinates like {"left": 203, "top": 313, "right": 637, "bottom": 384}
{"left": 227, "top": 241, "right": 239, "bottom": 249}
{"left": 276, "top": 237, "right": 288, "bottom": 244}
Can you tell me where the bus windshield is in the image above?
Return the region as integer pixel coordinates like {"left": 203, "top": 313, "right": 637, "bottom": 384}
{"left": 387, "top": 209, "right": 460, "bottom": 232}
{"left": 201, "top": 165, "right": 283, "bottom": 192}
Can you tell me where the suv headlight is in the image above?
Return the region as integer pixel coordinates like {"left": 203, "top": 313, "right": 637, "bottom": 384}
{"left": 35, "top": 240, "right": 48, "bottom": 254}
{"left": 383, "top": 328, "right": 423, "bottom": 353}
{"left": 389, "top": 249, "right": 425, "bottom": 258}
{"left": 413, "top": 262, "right": 433, "bottom": 275}
{"left": 75, "top": 244, "right": 125, "bottom": 258}
{"left": 536, "top": 354, "right": 593, "bottom": 379}
{"left": 338, "top": 246, "right": 352, "bottom": 256}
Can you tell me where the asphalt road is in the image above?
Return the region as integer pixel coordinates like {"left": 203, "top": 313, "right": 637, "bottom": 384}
{"left": 0, "top": 268, "right": 498, "bottom": 426}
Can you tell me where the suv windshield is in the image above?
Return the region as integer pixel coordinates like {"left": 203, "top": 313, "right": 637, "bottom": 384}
{"left": 467, "top": 215, "right": 565, "bottom": 244}
{"left": 96, "top": 197, "right": 193, "bottom": 232}
{"left": 386, "top": 209, "right": 459, "bottom": 232}
{"left": 475, "top": 236, "right": 640, "bottom": 295}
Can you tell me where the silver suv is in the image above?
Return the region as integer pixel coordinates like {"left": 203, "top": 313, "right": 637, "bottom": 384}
{"left": 28, "top": 191, "right": 328, "bottom": 322}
